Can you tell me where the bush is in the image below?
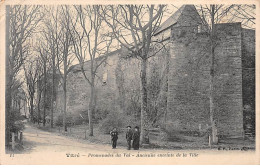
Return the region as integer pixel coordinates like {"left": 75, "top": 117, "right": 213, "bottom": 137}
{"left": 7, "top": 109, "right": 25, "bottom": 134}
{"left": 165, "top": 120, "right": 182, "bottom": 134}
{"left": 99, "top": 112, "right": 124, "bottom": 134}
{"left": 72, "top": 114, "right": 86, "bottom": 125}
{"left": 11, "top": 120, "right": 25, "bottom": 133}
{"left": 55, "top": 114, "right": 63, "bottom": 127}
{"left": 55, "top": 112, "right": 87, "bottom": 127}
{"left": 99, "top": 111, "right": 140, "bottom": 134}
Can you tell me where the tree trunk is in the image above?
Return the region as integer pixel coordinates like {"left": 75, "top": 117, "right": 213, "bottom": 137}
{"left": 163, "top": 48, "right": 170, "bottom": 130}
{"left": 24, "top": 99, "right": 27, "bottom": 118}
{"left": 37, "top": 75, "right": 42, "bottom": 125}
{"left": 88, "top": 84, "right": 95, "bottom": 136}
{"left": 63, "top": 80, "right": 67, "bottom": 132}
{"left": 37, "top": 94, "right": 41, "bottom": 125}
{"left": 5, "top": 70, "right": 12, "bottom": 145}
{"left": 5, "top": 5, "right": 11, "bottom": 145}
{"left": 18, "top": 99, "right": 20, "bottom": 114}
{"left": 209, "top": 5, "right": 218, "bottom": 144}
{"left": 43, "top": 62, "right": 46, "bottom": 127}
{"left": 51, "top": 55, "right": 55, "bottom": 128}
{"left": 30, "top": 97, "right": 34, "bottom": 123}
{"left": 140, "top": 58, "right": 149, "bottom": 144}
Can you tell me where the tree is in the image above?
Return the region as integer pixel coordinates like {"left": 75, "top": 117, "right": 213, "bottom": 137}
{"left": 23, "top": 59, "right": 40, "bottom": 123}
{"left": 69, "top": 5, "right": 113, "bottom": 136}
{"left": 41, "top": 6, "right": 61, "bottom": 128}
{"left": 35, "top": 40, "right": 51, "bottom": 127}
{"left": 36, "top": 66, "right": 44, "bottom": 125}
{"left": 6, "top": 5, "right": 42, "bottom": 144}
{"left": 55, "top": 6, "right": 75, "bottom": 132}
{"left": 100, "top": 5, "right": 166, "bottom": 144}
{"left": 196, "top": 4, "right": 255, "bottom": 144}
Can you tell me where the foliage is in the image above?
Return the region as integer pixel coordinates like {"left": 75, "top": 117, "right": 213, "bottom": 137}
{"left": 55, "top": 114, "right": 64, "bottom": 127}
{"left": 55, "top": 113, "right": 73, "bottom": 127}
{"left": 98, "top": 112, "right": 124, "bottom": 134}
{"left": 8, "top": 109, "right": 25, "bottom": 133}
{"left": 98, "top": 103, "right": 140, "bottom": 134}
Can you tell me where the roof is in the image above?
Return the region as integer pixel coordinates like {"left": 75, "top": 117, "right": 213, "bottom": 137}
{"left": 154, "top": 5, "right": 198, "bottom": 35}
{"left": 70, "top": 48, "right": 122, "bottom": 73}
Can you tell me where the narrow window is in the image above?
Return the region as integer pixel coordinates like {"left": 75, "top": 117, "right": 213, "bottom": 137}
{"left": 102, "top": 70, "right": 108, "bottom": 85}
{"left": 198, "top": 24, "right": 202, "bottom": 33}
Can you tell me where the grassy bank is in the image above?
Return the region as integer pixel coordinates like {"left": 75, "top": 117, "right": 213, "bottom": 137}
{"left": 31, "top": 123, "right": 255, "bottom": 150}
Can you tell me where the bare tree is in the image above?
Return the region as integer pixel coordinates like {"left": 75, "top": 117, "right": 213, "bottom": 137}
{"left": 35, "top": 40, "right": 51, "bottom": 127}
{"left": 40, "top": 6, "right": 61, "bottom": 128}
{"left": 196, "top": 4, "right": 255, "bottom": 144}
{"left": 36, "top": 66, "right": 44, "bottom": 125}
{"left": 23, "top": 59, "right": 40, "bottom": 123}
{"left": 55, "top": 6, "right": 75, "bottom": 132}
{"left": 69, "top": 5, "right": 113, "bottom": 136}
{"left": 100, "top": 5, "right": 166, "bottom": 144}
{"left": 6, "top": 5, "right": 42, "bottom": 143}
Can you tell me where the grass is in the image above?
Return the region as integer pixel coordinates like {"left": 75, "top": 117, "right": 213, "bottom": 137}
{"left": 31, "top": 123, "right": 255, "bottom": 150}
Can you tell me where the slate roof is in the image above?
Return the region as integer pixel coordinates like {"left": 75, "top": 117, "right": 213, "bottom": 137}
{"left": 154, "top": 5, "right": 198, "bottom": 35}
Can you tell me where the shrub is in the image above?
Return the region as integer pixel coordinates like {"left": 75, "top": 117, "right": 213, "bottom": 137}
{"left": 99, "top": 111, "right": 140, "bottom": 134}
{"left": 99, "top": 112, "right": 124, "bottom": 134}
{"left": 72, "top": 114, "right": 86, "bottom": 125}
{"left": 55, "top": 114, "right": 63, "bottom": 127}
{"left": 165, "top": 120, "right": 182, "bottom": 134}
{"left": 7, "top": 109, "right": 25, "bottom": 133}
{"left": 55, "top": 111, "right": 87, "bottom": 127}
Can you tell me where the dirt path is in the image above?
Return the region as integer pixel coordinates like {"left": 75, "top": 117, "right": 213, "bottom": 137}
{"left": 22, "top": 123, "right": 133, "bottom": 154}
{"left": 3, "top": 123, "right": 256, "bottom": 165}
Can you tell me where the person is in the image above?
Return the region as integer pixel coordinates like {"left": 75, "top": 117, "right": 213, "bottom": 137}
{"left": 132, "top": 126, "right": 140, "bottom": 150}
{"left": 110, "top": 127, "right": 118, "bottom": 149}
{"left": 126, "top": 126, "right": 132, "bottom": 150}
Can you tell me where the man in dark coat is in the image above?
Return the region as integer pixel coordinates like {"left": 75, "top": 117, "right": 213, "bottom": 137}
{"left": 132, "top": 126, "right": 140, "bottom": 150}
{"left": 126, "top": 126, "right": 132, "bottom": 150}
{"left": 110, "top": 127, "right": 118, "bottom": 149}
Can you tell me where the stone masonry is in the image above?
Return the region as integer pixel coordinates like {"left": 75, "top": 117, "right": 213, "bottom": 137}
{"left": 56, "top": 5, "right": 255, "bottom": 137}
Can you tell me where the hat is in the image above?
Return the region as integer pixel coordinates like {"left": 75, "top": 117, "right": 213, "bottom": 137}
{"left": 126, "top": 126, "right": 131, "bottom": 128}
{"left": 135, "top": 126, "right": 139, "bottom": 129}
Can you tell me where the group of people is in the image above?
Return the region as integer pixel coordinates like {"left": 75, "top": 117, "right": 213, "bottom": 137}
{"left": 110, "top": 126, "right": 140, "bottom": 150}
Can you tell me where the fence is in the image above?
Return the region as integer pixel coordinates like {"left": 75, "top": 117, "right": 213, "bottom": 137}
{"left": 10, "top": 130, "right": 23, "bottom": 150}
{"left": 58, "top": 126, "right": 89, "bottom": 139}
{"left": 56, "top": 126, "right": 162, "bottom": 140}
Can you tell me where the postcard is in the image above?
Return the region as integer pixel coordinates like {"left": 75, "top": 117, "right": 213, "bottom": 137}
{"left": 0, "top": 0, "right": 259, "bottom": 165}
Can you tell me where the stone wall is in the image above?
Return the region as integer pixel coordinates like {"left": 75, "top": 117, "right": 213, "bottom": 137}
{"left": 61, "top": 50, "right": 122, "bottom": 121}
{"left": 166, "top": 22, "right": 247, "bottom": 137}
{"left": 55, "top": 22, "right": 254, "bottom": 138}
{"left": 241, "top": 28, "right": 255, "bottom": 135}
{"left": 167, "top": 26, "right": 211, "bottom": 131}
{"left": 214, "top": 23, "right": 243, "bottom": 136}
{"left": 56, "top": 44, "right": 170, "bottom": 123}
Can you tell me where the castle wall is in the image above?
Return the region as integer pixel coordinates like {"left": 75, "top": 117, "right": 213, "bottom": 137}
{"left": 167, "top": 27, "right": 211, "bottom": 131}
{"left": 59, "top": 50, "right": 122, "bottom": 120}
{"left": 213, "top": 23, "right": 243, "bottom": 136}
{"left": 56, "top": 46, "right": 170, "bottom": 122}
{"left": 54, "top": 6, "right": 254, "bottom": 137}
{"left": 167, "top": 23, "right": 245, "bottom": 136}
{"left": 241, "top": 28, "right": 255, "bottom": 135}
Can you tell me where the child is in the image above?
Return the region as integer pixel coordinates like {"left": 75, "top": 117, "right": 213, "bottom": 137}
{"left": 110, "top": 127, "right": 118, "bottom": 149}
{"left": 126, "top": 126, "right": 132, "bottom": 150}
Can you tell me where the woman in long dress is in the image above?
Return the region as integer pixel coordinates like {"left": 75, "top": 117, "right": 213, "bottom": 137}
{"left": 132, "top": 126, "right": 140, "bottom": 150}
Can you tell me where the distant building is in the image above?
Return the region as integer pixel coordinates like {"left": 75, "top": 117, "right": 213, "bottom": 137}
{"left": 56, "top": 5, "right": 255, "bottom": 137}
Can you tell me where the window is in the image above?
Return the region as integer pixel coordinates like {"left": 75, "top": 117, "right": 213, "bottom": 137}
{"left": 102, "top": 70, "right": 108, "bottom": 85}
{"left": 198, "top": 24, "right": 202, "bottom": 33}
